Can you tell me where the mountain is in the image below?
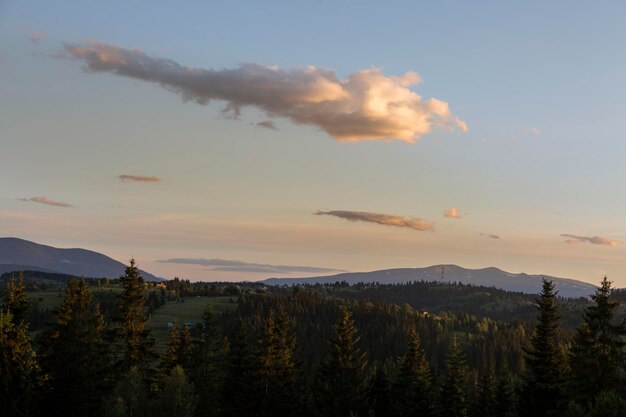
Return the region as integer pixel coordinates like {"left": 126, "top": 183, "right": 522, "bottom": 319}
{"left": 264, "top": 264, "right": 597, "bottom": 298}
{"left": 0, "top": 237, "right": 162, "bottom": 281}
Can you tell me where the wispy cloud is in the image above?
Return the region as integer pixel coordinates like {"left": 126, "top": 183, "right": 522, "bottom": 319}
{"left": 157, "top": 258, "right": 343, "bottom": 274}
{"left": 64, "top": 41, "right": 467, "bottom": 143}
{"left": 29, "top": 32, "right": 46, "bottom": 44}
{"left": 444, "top": 207, "right": 462, "bottom": 219}
{"left": 560, "top": 234, "right": 620, "bottom": 247}
{"left": 119, "top": 174, "right": 160, "bottom": 183}
{"left": 316, "top": 210, "right": 434, "bottom": 231}
{"left": 19, "top": 197, "right": 74, "bottom": 208}
{"left": 255, "top": 120, "right": 278, "bottom": 130}
{"left": 523, "top": 127, "right": 541, "bottom": 136}
{"left": 481, "top": 233, "right": 501, "bottom": 240}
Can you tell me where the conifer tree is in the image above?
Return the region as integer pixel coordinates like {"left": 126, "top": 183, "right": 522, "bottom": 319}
{"left": 221, "top": 318, "right": 257, "bottom": 417}
{"left": 38, "top": 279, "right": 111, "bottom": 417}
{"left": 392, "top": 329, "right": 433, "bottom": 417}
{"left": 569, "top": 276, "right": 626, "bottom": 406}
{"left": 152, "top": 366, "right": 197, "bottom": 417}
{"left": 314, "top": 307, "right": 368, "bottom": 417}
{"left": 5, "top": 272, "right": 30, "bottom": 324}
{"left": 160, "top": 320, "right": 181, "bottom": 377}
{"left": 105, "top": 366, "right": 149, "bottom": 417}
{"left": 188, "top": 305, "right": 221, "bottom": 417}
{"left": 114, "top": 259, "right": 155, "bottom": 375}
{"left": 255, "top": 308, "right": 303, "bottom": 417}
{"left": 368, "top": 366, "right": 392, "bottom": 417}
{"left": 519, "top": 278, "right": 567, "bottom": 417}
{"left": 470, "top": 360, "right": 496, "bottom": 417}
{"left": 440, "top": 341, "right": 469, "bottom": 417}
{"left": 0, "top": 310, "right": 40, "bottom": 417}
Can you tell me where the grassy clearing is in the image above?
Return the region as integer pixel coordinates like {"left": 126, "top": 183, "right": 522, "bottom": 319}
{"left": 146, "top": 296, "right": 237, "bottom": 351}
{"left": 28, "top": 286, "right": 124, "bottom": 310}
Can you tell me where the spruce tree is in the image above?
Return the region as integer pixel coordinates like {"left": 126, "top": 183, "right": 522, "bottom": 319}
{"left": 368, "top": 366, "right": 392, "bottom": 417}
{"left": 188, "top": 305, "right": 221, "bottom": 417}
{"left": 314, "top": 307, "right": 368, "bottom": 417}
{"left": 0, "top": 310, "right": 40, "bottom": 417}
{"left": 221, "top": 318, "right": 257, "bottom": 417}
{"left": 470, "top": 361, "right": 496, "bottom": 417}
{"left": 114, "top": 259, "right": 155, "bottom": 375}
{"left": 255, "top": 308, "right": 303, "bottom": 417}
{"left": 152, "top": 365, "right": 197, "bottom": 417}
{"left": 38, "top": 279, "right": 111, "bottom": 417}
{"left": 392, "top": 329, "right": 433, "bottom": 417}
{"left": 569, "top": 276, "right": 626, "bottom": 406}
{"left": 519, "top": 278, "right": 567, "bottom": 417}
{"left": 440, "top": 341, "right": 469, "bottom": 417}
{"left": 5, "top": 272, "right": 30, "bottom": 325}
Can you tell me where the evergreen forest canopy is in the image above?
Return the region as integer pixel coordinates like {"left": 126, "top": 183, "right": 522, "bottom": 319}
{"left": 1, "top": 261, "right": 626, "bottom": 417}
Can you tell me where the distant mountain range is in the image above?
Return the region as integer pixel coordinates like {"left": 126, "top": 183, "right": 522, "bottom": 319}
{"left": 264, "top": 264, "right": 598, "bottom": 298}
{"left": 0, "top": 237, "right": 162, "bottom": 281}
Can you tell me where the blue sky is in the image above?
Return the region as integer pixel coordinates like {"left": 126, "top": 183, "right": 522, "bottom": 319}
{"left": 2, "top": 1, "right": 626, "bottom": 284}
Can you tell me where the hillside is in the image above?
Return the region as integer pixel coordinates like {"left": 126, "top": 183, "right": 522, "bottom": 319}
{"left": 0, "top": 237, "right": 162, "bottom": 281}
{"left": 264, "top": 264, "right": 597, "bottom": 298}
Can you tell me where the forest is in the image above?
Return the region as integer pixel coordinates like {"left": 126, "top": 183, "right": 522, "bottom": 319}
{"left": 1, "top": 261, "right": 625, "bottom": 417}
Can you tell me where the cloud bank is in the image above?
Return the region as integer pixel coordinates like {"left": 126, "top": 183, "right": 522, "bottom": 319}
{"left": 20, "top": 197, "right": 74, "bottom": 208}
{"left": 444, "top": 207, "right": 462, "bottom": 219}
{"left": 560, "top": 234, "right": 620, "bottom": 247}
{"left": 157, "top": 258, "right": 343, "bottom": 274}
{"left": 65, "top": 41, "right": 467, "bottom": 142}
{"left": 316, "top": 210, "right": 434, "bottom": 231}
{"left": 119, "top": 174, "right": 160, "bottom": 183}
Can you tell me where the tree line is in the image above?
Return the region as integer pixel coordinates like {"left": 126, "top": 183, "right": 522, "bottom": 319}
{"left": 1, "top": 261, "right": 625, "bottom": 417}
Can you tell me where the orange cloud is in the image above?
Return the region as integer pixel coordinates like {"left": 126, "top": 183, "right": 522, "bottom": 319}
{"left": 560, "top": 234, "right": 620, "bottom": 247}
{"left": 444, "top": 207, "right": 462, "bottom": 219}
{"left": 119, "top": 175, "right": 160, "bottom": 183}
{"left": 65, "top": 41, "right": 467, "bottom": 143}
{"left": 316, "top": 210, "right": 434, "bottom": 231}
{"left": 20, "top": 197, "right": 74, "bottom": 208}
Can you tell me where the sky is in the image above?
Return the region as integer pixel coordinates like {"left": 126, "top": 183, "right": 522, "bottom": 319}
{"left": 2, "top": 1, "right": 626, "bottom": 285}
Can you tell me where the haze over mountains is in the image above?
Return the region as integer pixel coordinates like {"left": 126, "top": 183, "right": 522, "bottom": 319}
{"left": 264, "top": 265, "right": 598, "bottom": 298}
{"left": 0, "top": 237, "right": 600, "bottom": 297}
{"left": 0, "top": 237, "right": 162, "bottom": 281}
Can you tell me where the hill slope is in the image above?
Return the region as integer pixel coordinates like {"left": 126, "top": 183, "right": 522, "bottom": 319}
{"left": 264, "top": 264, "right": 597, "bottom": 298}
{"left": 0, "top": 237, "right": 162, "bottom": 281}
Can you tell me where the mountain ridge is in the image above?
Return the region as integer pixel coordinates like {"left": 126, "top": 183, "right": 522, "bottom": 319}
{"left": 0, "top": 237, "right": 163, "bottom": 281}
{"left": 263, "top": 264, "right": 598, "bottom": 298}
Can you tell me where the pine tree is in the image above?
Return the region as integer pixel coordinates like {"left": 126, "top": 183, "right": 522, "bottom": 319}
{"left": 221, "top": 318, "right": 257, "bottom": 417}
{"left": 255, "top": 308, "right": 303, "bottom": 417}
{"left": 519, "top": 278, "right": 567, "bottom": 417}
{"left": 569, "top": 276, "right": 626, "bottom": 407}
{"left": 314, "top": 307, "right": 368, "bottom": 417}
{"left": 152, "top": 366, "right": 197, "bottom": 417}
{"left": 470, "top": 360, "right": 496, "bottom": 417}
{"left": 440, "top": 341, "right": 469, "bottom": 417}
{"left": 0, "top": 310, "right": 40, "bottom": 417}
{"left": 38, "top": 279, "right": 111, "bottom": 417}
{"left": 188, "top": 305, "right": 221, "bottom": 417}
{"left": 392, "top": 329, "right": 433, "bottom": 417}
{"left": 4, "top": 272, "right": 30, "bottom": 324}
{"left": 368, "top": 366, "right": 392, "bottom": 417}
{"left": 104, "top": 366, "right": 149, "bottom": 417}
{"left": 114, "top": 259, "right": 155, "bottom": 375}
{"left": 160, "top": 320, "right": 181, "bottom": 377}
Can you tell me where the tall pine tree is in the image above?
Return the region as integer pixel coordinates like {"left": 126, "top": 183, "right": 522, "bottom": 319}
{"left": 38, "top": 279, "right": 111, "bottom": 417}
{"left": 392, "top": 329, "right": 433, "bottom": 417}
{"left": 439, "top": 341, "right": 469, "bottom": 417}
{"left": 114, "top": 259, "right": 155, "bottom": 375}
{"left": 314, "top": 307, "right": 368, "bottom": 417}
{"left": 569, "top": 276, "right": 626, "bottom": 407}
{"left": 519, "top": 278, "right": 567, "bottom": 417}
